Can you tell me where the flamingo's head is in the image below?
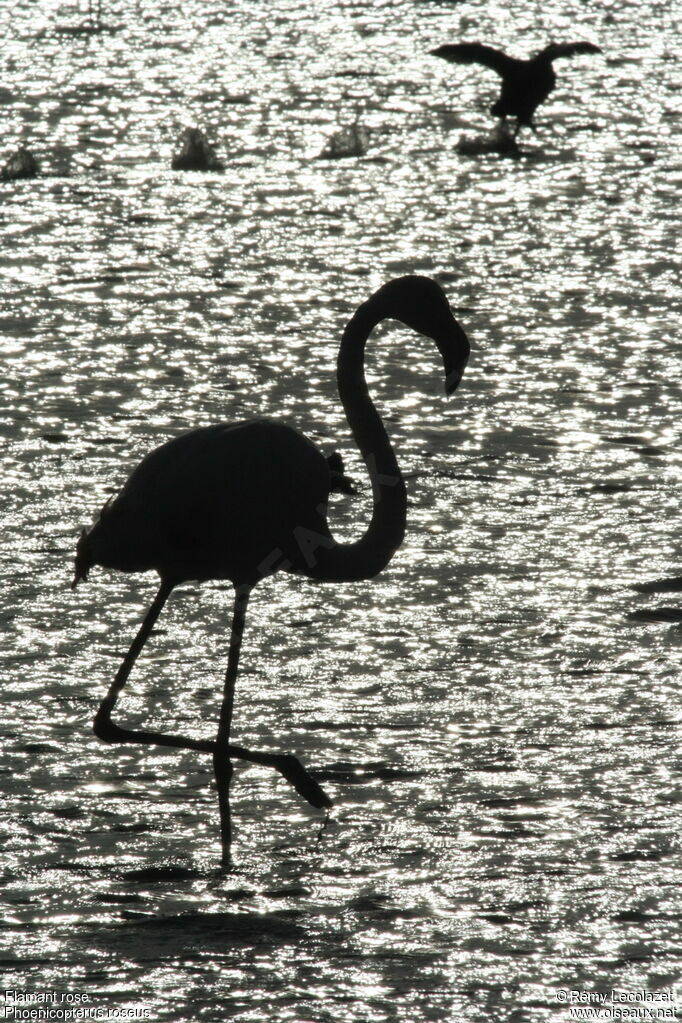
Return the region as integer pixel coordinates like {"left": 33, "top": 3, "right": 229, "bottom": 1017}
{"left": 370, "top": 275, "right": 470, "bottom": 394}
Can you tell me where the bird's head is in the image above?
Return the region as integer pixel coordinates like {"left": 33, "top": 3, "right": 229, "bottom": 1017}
{"left": 368, "top": 275, "right": 470, "bottom": 393}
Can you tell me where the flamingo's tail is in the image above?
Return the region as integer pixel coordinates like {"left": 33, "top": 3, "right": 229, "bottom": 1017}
{"left": 72, "top": 528, "right": 92, "bottom": 589}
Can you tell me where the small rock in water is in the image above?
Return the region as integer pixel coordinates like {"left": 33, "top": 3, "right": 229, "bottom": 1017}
{"left": 319, "top": 122, "right": 369, "bottom": 159}
{"left": 456, "top": 123, "right": 520, "bottom": 157}
{"left": 171, "top": 128, "right": 224, "bottom": 172}
{"left": 1, "top": 147, "right": 39, "bottom": 181}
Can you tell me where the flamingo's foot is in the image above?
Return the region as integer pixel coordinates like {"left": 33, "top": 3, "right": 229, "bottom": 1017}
{"left": 93, "top": 709, "right": 332, "bottom": 811}
{"left": 270, "top": 752, "right": 333, "bottom": 810}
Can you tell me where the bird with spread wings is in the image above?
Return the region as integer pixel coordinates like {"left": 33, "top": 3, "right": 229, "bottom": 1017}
{"left": 431, "top": 41, "right": 602, "bottom": 136}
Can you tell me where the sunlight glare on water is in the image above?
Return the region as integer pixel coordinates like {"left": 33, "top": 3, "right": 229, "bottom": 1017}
{"left": 1, "top": 0, "right": 681, "bottom": 1020}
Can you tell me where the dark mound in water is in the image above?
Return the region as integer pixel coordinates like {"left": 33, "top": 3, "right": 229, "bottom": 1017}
{"left": 171, "top": 128, "right": 224, "bottom": 172}
{"left": 319, "top": 123, "right": 369, "bottom": 159}
{"left": 456, "top": 124, "right": 520, "bottom": 157}
{"left": 1, "top": 147, "right": 39, "bottom": 181}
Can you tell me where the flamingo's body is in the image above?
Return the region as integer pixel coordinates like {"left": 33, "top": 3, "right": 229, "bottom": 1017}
{"left": 74, "top": 276, "right": 470, "bottom": 864}
{"left": 76, "top": 421, "right": 332, "bottom": 585}
{"left": 430, "top": 41, "right": 602, "bottom": 135}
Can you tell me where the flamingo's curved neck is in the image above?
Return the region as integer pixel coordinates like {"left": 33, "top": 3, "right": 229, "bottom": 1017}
{"left": 307, "top": 300, "right": 407, "bottom": 583}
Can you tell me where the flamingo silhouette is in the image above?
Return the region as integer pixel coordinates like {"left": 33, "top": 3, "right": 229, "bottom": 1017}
{"left": 430, "top": 41, "right": 602, "bottom": 136}
{"left": 73, "top": 276, "right": 470, "bottom": 864}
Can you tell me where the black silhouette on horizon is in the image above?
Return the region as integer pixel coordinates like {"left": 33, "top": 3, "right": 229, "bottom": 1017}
{"left": 73, "top": 276, "right": 470, "bottom": 867}
{"left": 431, "top": 41, "right": 602, "bottom": 136}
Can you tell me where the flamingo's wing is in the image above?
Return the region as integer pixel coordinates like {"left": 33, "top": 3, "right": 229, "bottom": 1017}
{"left": 430, "top": 43, "right": 518, "bottom": 78}
{"left": 539, "top": 42, "right": 602, "bottom": 61}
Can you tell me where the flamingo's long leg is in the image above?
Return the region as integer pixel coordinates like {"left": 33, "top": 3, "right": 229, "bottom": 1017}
{"left": 214, "top": 584, "right": 250, "bottom": 865}
{"left": 93, "top": 581, "right": 332, "bottom": 856}
{"left": 94, "top": 580, "right": 175, "bottom": 736}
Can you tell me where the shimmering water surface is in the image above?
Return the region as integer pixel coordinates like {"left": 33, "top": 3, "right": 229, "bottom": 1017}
{"left": 2, "top": 0, "right": 681, "bottom": 1019}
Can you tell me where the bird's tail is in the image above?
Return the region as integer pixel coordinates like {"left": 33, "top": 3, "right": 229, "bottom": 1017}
{"left": 71, "top": 528, "right": 92, "bottom": 589}
{"left": 327, "top": 451, "right": 357, "bottom": 495}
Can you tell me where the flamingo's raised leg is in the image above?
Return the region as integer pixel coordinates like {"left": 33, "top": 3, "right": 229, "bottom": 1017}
{"left": 93, "top": 581, "right": 331, "bottom": 861}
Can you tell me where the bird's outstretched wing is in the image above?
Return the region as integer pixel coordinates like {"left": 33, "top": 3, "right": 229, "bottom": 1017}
{"left": 430, "top": 43, "right": 518, "bottom": 78}
{"left": 539, "top": 42, "right": 602, "bottom": 61}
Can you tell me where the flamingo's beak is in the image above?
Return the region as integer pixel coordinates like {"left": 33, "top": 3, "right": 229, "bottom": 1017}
{"left": 435, "top": 314, "right": 470, "bottom": 395}
{"left": 440, "top": 322, "right": 470, "bottom": 394}
{"left": 445, "top": 368, "right": 464, "bottom": 394}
